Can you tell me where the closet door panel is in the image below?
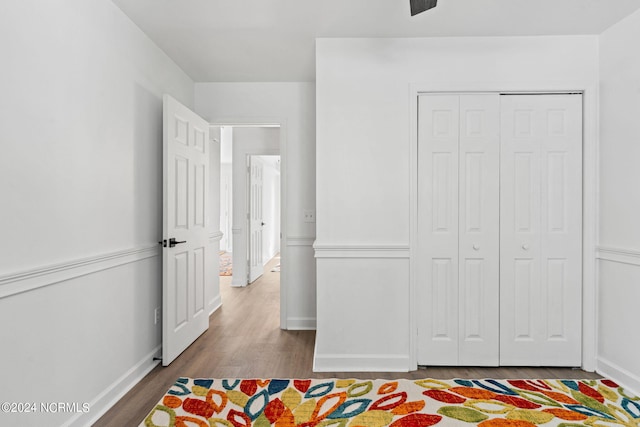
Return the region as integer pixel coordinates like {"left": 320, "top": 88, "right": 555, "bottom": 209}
{"left": 417, "top": 94, "right": 459, "bottom": 365}
{"left": 500, "top": 94, "right": 582, "bottom": 366}
{"left": 539, "top": 95, "right": 583, "bottom": 365}
{"left": 458, "top": 94, "right": 500, "bottom": 366}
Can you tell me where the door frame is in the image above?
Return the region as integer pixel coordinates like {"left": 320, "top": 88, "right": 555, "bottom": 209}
{"left": 409, "top": 83, "right": 598, "bottom": 372}
{"left": 209, "top": 120, "right": 288, "bottom": 330}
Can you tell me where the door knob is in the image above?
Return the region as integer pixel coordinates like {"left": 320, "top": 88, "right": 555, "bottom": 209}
{"left": 473, "top": 244, "right": 480, "bottom": 251}
{"left": 169, "top": 238, "right": 186, "bottom": 248}
{"left": 522, "top": 244, "right": 530, "bottom": 250}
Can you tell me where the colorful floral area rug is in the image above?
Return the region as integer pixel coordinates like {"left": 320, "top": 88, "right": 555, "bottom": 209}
{"left": 219, "top": 252, "right": 232, "bottom": 276}
{"left": 141, "top": 378, "right": 640, "bottom": 427}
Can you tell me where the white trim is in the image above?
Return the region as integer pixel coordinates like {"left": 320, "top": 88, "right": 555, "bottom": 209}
{"left": 286, "top": 236, "right": 315, "bottom": 246}
{"left": 0, "top": 245, "right": 160, "bottom": 299}
{"left": 409, "top": 83, "right": 598, "bottom": 372}
{"left": 409, "top": 85, "right": 419, "bottom": 371}
{"left": 597, "top": 356, "right": 640, "bottom": 399}
{"left": 209, "top": 231, "right": 224, "bottom": 243}
{"left": 597, "top": 246, "right": 640, "bottom": 266}
{"left": 313, "top": 352, "right": 411, "bottom": 372}
{"left": 210, "top": 121, "right": 281, "bottom": 128}
{"left": 64, "top": 345, "right": 161, "bottom": 427}
{"left": 286, "top": 317, "right": 316, "bottom": 330}
{"left": 208, "top": 294, "right": 222, "bottom": 316}
{"left": 581, "top": 84, "right": 599, "bottom": 373}
{"left": 314, "top": 244, "right": 410, "bottom": 259}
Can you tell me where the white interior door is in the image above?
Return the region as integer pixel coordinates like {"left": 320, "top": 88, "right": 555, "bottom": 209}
{"left": 417, "top": 94, "right": 460, "bottom": 365}
{"left": 417, "top": 93, "right": 500, "bottom": 366}
{"left": 162, "top": 94, "right": 211, "bottom": 366}
{"left": 499, "top": 94, "right": 583, "bottom": 366}
{"left": 248, "top": 156, "right": 264, "bottom": 283}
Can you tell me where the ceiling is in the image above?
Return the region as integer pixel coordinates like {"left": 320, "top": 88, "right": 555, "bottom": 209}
{"left": 111, "top": 0, "right": 640, "bottom": 82}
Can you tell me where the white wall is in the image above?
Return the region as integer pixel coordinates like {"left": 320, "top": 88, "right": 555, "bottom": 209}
{"left": 315, "top": 36, "right": 599, "bottom": 372}
{"left": 597, "top": 8, "right": 640, "bottom": 394}
{"left": 220, "top": 164, "right": 233, "bottom": 253}
{"left": 0, "top": 0, "right": 193, "bottom": 425}
{"left": 195, "top": 83, "right": 317, "bottom": 329}
{"left": 220, "top": 127, "right": 233, "bottom": 253}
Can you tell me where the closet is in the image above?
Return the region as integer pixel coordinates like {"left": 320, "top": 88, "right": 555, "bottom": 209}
{"left": 416, "top": 93, "right": 582, "bottom": 367}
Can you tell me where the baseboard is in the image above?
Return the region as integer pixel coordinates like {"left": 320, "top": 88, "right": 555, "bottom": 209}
{"left": 286, "top": 317, "right": 316, "bottom": 330}
{"left": 263, "top": 250, "right": 281, "bottom": 267}
{"left": 597, "top": 356, "right": 640, "bottom": 398}
{"left": 208, "top": 294, "right": 222, "bottom": 316}
{"left": 231, "top": 277, "right": 247, "bottom": 287}
{"left": 313, "top": 352, "right": 411, "bottom": 372}
{"left": 64, "top": 345, "right": 161, "bottom": 427}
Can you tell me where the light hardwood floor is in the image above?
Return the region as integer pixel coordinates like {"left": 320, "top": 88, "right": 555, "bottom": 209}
{"left": 94, "top": 255, "right": 600, "bottom": 426}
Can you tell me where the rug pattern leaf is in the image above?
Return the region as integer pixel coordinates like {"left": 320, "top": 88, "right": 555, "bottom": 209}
{"left": 141, "top": 378, "right": 640, "bottom": 427}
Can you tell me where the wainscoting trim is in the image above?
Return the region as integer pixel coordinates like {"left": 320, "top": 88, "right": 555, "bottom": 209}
{"left": 0, "top": 245, "right": 160, "bottom": 299}
{"left": 314, "top": 243, "right": 410, "bottom": 259}
{"left": 596, "top": 246, "right": 640, "bottom": 267}
{"left": 67, "top": 345, "right": 162, "bottom": 427}
{"left": 209, "top": 231, "right": 224, "bottom": 243}
{"left": 286, "top": 236, "right": 315, "bottom": 247}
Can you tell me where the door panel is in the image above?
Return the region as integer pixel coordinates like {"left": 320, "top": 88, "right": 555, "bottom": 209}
{"left": 162, "top": 94, "right": 211, "bottom": 366}
{"left": 417, "top": 94, "right": 499, "bottom": 366}
{"left": 458, "top": 94, "right": 500, "bottom": 366}
{"left": 248, "top": 156, "right": 265, "bottom": 283}
{"left": 513, "top": 258, "right": 535, "bottom": 340}
{"left": 431, "top": 258, "right": 454, "bottom": 340}
{"left": 500, "top": 94, "right": 582, "bottom": 366}
{"left": 417, "top": 95, "right": 459, "bottom": 364}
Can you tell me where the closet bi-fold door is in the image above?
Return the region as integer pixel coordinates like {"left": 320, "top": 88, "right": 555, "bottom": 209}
{"left": 417, "top": 94, "right": 500, "bottom": 366}
{"left": 499, "top": 94, "right": 582, "bottom": 366}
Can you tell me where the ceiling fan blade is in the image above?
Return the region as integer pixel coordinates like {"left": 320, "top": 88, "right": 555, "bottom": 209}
{"left": 410, "top": 0, "right": 438, "bottom": 16}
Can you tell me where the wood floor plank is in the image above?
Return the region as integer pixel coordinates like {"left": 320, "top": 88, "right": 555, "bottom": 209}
{"left": 93, "top": 255, "right": 600, "bottom": 426}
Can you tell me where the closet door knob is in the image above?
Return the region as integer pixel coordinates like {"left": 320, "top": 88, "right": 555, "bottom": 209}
{"left": 473, "top": 244, "right": 480, "bottom": 251}
{"left": 522, "top": 244, "right": 530, "bottom": 250}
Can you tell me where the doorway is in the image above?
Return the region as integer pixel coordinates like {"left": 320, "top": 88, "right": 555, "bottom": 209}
{"left": 218, "top": 125, "right": 282, "bottom": 315}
